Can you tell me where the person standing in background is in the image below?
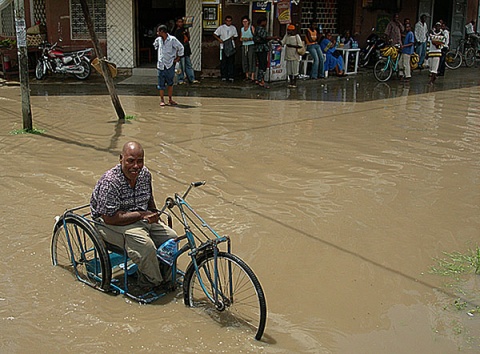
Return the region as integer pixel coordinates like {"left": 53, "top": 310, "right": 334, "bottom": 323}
{"left": 305, "top": 20, "right": 325, "bottom": 80}
{"left": 254, "top": 16, "right": 278, "bottom": 88}
{"left": 399, "top": 23, "right": 414, "bottom": 82}
{"left": 153, "top": 25, "right": 184, "bottom": 106}
{"left": 385, "top": 13, "right": 404, "bottom": 45}
{"left": 282, "top": 24, "right": 302, "bottom": 87}
{"left": 438, "top": 20, "right": 449, "bottom": 76}
{"left": 427, "top": 22, "right": 446, "bottom": 85}
{"left": 213, "top": 15, "right": 238, "bottom": 82}
{"left": 414, "top": 14, "right": 428, "bottom": 69}
{"left": 240, "top": 16, "right": 256, "bottom": 82}
{"left": 173, "top": 17, "right": 199, "bottom": 85}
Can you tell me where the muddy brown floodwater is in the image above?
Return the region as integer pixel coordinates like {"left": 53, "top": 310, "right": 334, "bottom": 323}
{"left": 1, "top": 83, "right": 479, "bottom": 353}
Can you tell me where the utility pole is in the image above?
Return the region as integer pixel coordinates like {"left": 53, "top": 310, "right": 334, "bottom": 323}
{"left": 79, "top": 0, "right": 125, "bottom": 120}
{"left": 13, "top": 0, "right": 33, "bottom": 130}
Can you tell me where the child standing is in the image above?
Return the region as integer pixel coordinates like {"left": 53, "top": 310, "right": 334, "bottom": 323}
{"left": 282, "top": 24, "right": 302, "bottom": 87}
{"left": 399, "top": 23, "right": 414, "bottom": 82}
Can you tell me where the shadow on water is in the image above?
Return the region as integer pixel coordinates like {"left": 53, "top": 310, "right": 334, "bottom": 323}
{"left": 27, "top": 67, "right": 480, "bottom": 102}
{"left": 39, "top": 118, "right": 127, "bottom": 159}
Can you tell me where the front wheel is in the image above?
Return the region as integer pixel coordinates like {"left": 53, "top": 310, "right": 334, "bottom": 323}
{"left": 358, "top": 51, "right": 369, "bottom": 68}
{"left": 74, "top": 59, "right": 92, "bottom": 80}
{"left": 464, "top": 48, "right": 476, "bottom": 67}
{"left": 445, "top": 50, "right": 462, "bottom": 69}
{"left": 183, "top": 251, "right": 267, "bottom": 340}
{"left": 373, "top": 58, "right": 392, "bottom": 82}
{"left": 35, "top": 60, "right": 46, "bottom": 80}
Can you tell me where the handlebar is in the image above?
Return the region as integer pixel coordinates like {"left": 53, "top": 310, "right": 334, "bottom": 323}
{"left": 161, "top": 181, "right": 206, "bottom": 212}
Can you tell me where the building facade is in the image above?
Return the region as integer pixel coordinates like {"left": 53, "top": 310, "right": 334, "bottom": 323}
{"left": 0, "top": 0, "right": 479, "bottom": 75}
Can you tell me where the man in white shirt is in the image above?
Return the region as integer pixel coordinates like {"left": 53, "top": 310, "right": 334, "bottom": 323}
{"left": 465, "top": 20, "right": 479, "bottom": 50}
{"left": 213, "top": 15, "right": 239, "bottom": 82}
{"left": 414, "top": 14, "right": 428, "bottom": 68}
{"left": 153, "top": 25, "right": 184, "bottom": 106}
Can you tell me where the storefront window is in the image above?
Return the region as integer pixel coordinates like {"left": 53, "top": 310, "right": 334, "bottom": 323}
{"left": 70, "top": 0, "right": 106, "bottom": 40}
{"left": 0, "top": 1, "right": 14, "bottom": 37}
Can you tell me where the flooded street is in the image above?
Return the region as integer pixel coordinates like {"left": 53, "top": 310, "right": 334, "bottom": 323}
{"left": 1, "top": 74, "right": 480, "bottom": 353}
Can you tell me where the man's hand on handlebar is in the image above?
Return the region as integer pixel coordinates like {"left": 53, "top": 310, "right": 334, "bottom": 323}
{"left": 141, "top": 210, "right": 160, "bottom": 224}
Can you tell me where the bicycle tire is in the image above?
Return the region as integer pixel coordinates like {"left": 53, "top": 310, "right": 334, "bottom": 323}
{"left": 445, "top": 50, "right": 462, "bottom": 69}
{"left": 183, "top": 251, "right": 267, "bottom": 340}
{"left": 374, "top": 58, "right": 392, "bottom": 82}
{"left": 464, "top": 47, "right": 476, "bottom": 67}
{"left": 52, "top": 213, "right": 111, "bottom": 290}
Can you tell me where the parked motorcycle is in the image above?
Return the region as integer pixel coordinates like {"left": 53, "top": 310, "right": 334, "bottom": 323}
{"left": 359, "top": 29, "right": 386, "bottom": 68}
{"left": 35, "top": 41, "right": 94, "bottom": 80}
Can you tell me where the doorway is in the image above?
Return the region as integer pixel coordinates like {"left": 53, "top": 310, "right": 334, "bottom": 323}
{"left": 136, "top": 0, "right": 185, "bottom": 67}
{"left": 432, "top": 0, "right": 452, "bottom": 26}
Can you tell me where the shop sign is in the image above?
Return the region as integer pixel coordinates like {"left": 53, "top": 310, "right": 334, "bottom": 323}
{"left": 277, "top": 0, "right": 291, "bottom": 24}
{"left": 253, "top": 1, "right": 271, "bottom": 13}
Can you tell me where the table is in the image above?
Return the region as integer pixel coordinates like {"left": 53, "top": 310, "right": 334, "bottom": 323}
{"left": 336, "top": 47, "right": 360, "bottom": 75}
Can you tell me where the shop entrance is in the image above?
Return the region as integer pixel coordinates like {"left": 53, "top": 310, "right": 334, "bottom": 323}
{"left": 135, "top": 0, "right": 185, "bottom": 67}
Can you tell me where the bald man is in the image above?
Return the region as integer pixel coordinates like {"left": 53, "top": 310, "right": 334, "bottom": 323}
{"left": 90, "top": 141, "right": 177, "bottom": 291}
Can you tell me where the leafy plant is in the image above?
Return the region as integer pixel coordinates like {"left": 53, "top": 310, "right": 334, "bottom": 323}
{"left": 10, "top": 128, "right": 45, "bottom": 135}
{"left": 430, "top": 248, "right": 480, "bottom": 277}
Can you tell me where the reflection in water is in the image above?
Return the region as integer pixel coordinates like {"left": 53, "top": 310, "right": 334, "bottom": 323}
{"left": 0, "top": 83, "right": 479, "bottom": 353}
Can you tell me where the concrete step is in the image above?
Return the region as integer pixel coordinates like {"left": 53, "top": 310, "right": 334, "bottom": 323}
{"left": 132, "top": 67, "right": 156, "bottom": 76}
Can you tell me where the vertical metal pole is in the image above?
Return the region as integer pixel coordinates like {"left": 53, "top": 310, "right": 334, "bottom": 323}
{"left": 13, "top": 0, "right": 33, "bottom": 131}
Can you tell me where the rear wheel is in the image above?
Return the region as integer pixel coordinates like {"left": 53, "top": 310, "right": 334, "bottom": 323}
{"left": 74, "top": 59, "right": 92, "bottom": 80}
{"left": 445, "top": 50, "right": 462, "bottom": 69}
{"left": 464, "top": 48, "right": 476, "bottom": 67}
{"left": 52, "top": 213, "right": 111, "bottom": 290}
{"left": 183, "top": 251, "right": 267, "bottom": 340}
{"left": 35, "top": 60, "right": 46, "bottom": 80}
{"left": 374, "top": 58, "right": 392, "bottom": 82}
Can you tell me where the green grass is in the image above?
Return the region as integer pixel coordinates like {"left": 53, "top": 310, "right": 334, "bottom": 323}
{"left": 10, "top": 128, "right": 45, "bottom": 135}
{"left": 430, "top": 248, "right": 480, "bottom": 277}
{"left": 124, "top": 115, "right": 135, "bottom": 120}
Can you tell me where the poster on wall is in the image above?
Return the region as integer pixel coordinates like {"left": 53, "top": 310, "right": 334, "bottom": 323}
{"left": 276, "top": 0, "right": 291, "bottom": 25}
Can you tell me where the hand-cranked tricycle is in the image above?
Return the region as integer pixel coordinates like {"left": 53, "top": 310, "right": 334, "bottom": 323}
{"left": 51, "top": 181, "right": 267, "bottom": 340}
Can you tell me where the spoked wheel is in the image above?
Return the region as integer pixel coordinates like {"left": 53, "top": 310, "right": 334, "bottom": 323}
{"left": 445, "top": 50, "right": 462, "bottom": 69}
{"left": 183, "top": 252, "right": 267, "bottom": 340}
{"left": 35, "top": 60, "right": 46, "bottom": 80}
{"left": 373, "top": 59, "right": 392, "bottom": 82}
{"left": 464, "top": 48, "right": 476, "bottom": 67}
{"left": 74, "top": 59, "right": 92, "bottom": 80}
{"left": 51, "top": 213, "right": 111, "bottom": 290}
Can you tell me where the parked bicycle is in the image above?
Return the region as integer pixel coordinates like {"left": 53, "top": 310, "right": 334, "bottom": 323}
{"left": 373, "top": 45, "right": 419, "bottom": 82}
{"left": 51, "top": 181, "right": 267, "bottom": 340}
{"left": 445, "top": 37, "right": 477, "bottom": 69}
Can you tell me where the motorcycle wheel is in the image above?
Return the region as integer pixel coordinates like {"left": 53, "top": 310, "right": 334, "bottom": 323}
{"left": 35, "top": 60, "right": 46, "bottom": 80}
{"left": 358, "top": 51, "right": 369, "bottom": 68}
{"left": 74, "top": 59, "right": 91, "bottom": 80}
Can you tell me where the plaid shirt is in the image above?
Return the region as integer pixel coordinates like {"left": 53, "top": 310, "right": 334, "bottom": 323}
{"left": 90, "top": 164, "right": 153, "bottom": 219}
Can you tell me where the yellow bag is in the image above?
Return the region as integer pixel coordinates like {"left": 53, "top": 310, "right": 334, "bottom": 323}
{"left": 410, "top": 53, "right": 419, "bottom": 69}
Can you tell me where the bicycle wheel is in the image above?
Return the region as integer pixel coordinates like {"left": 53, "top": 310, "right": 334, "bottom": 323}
{"left": 374, "top": 58, "right": 392, "bottom": 82}
{"left": 52, "top": 213, "right": 111, "bottom": 290}
{"left": 183, "top": 251, "right": 267, "bottom": 340}
{"left": 445, "top": 50, "right": 462, "bottom": 69}
{"left": 464, "top": 47, "right": 476, "bottom": 67}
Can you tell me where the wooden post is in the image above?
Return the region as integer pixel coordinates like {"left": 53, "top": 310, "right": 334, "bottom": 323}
{"left": 79, "top": 0, "right": 125, "bottom": 120}
{"left": 13, "top": 0, "right": 33, "bottom": 130}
